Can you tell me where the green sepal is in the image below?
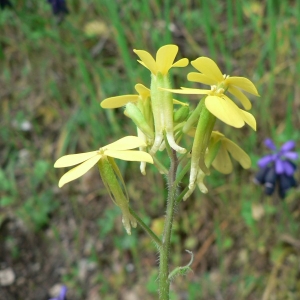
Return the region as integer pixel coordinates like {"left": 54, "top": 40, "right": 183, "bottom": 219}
{"left": 136, "top": 96, "right": 154, "bottom": 132}
{"left": 192, "top": 102, "right": 216, "bottom": 175}
{"left": 125, "top": 102, "right": 154, "bottom": 139}
{"left": 107, "top": 156, "right": 129, "bottom": 200}
{"left": 97, "top": 157, "right": 136, "bottom": 235}
{"left": 160, "top": 73, "right": 174, "bottom": 133}
{"left": 195, "top": 140, "right": 221, "bottom": 194}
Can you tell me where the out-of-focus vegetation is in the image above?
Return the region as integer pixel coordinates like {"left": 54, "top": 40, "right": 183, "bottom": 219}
{"left": 1, "top": 1, "right": 300, "bottom": 299}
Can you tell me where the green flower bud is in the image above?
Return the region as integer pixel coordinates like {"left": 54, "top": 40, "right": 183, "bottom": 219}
{"left": 182, "top": 99, "right": 204, "bottom": 133}
{"left": 173, "top": 106, "right": 189, "bottom": 123}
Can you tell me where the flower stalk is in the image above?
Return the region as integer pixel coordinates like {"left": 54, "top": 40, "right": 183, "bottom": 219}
{"left": 158, "top": 139, "right": 179, "bottom": 300}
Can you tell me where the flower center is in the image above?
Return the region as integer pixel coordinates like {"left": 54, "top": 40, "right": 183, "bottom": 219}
{"left": 210, "top": 85, "right": 225, "bottom": 96}
{"left": 98, "top": 147, "right": 106, "bottom": 154}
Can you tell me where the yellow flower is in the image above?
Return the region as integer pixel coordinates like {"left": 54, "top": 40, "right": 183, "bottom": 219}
{"left": 54, "top": 136, "right": 153, "bottom": 187}
{"left": 133, "top": 44, "right": 188, "bottom": 76}
{"left": 183, "top": 131, "right": 251, "bottom": 200}
{"left": 162, "top": 88, "right": 256, "bottom": 130}
{"left": 210, "top": 131, "right": 251, "bottom": 174}
{"left": 133, "top": 45, "right": 189, "bottom": 155}
{"left": 188, "top": 57, "right": 259, "bottom": 110}
{"left": 162, "top": 56, "right": 258, "bottom": 130}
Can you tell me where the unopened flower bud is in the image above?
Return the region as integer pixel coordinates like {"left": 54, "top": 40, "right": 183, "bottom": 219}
{"left": 173, "top": 106, "right": 189, "bottom": 123}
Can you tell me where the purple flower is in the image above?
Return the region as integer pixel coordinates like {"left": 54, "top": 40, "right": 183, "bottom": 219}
{"left": 254, "top": 138, "right": 298, "bottom": 198}
{"left": 47, "top": 0, "right": 69, "bottom": 16}
{"left": 49, "top": 285, "right": 67, "bottom": 300}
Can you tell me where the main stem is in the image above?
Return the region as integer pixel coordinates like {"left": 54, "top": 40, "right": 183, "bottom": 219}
{"left": 158, "top": 148, "right": 178, "bottom": 299}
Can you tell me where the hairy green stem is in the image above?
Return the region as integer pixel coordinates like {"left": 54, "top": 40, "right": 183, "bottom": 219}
{"left": 158, "top": 147, "right": 179, "bottom": 299}
{"left": 129, "top": 207, "right": 162, "bottom": 248}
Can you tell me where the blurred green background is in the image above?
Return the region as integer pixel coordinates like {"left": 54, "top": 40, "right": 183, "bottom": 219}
{"left": 1, "top": 0, "right": 300, "bottom": 299}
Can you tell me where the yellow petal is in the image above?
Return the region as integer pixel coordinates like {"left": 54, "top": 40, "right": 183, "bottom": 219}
{"left": 104, "top": 150, "right": 153, "bottom": 163}
{"left": 210, "top": 131, "right": 224, "bottom": 144}
{"left": 172, "top": 58, "right": 189, "bottom": 68}
{"left": 191, "top": 57, "right": 224, "bottom": 82}
{"left": 173, "top": 99, "right": 188, "bottom": 106}
{"left": 226, "top": 77, "right": 259, "bottom": 96}
{"left": 58, "top": 155, "right": 101, "bottom": 187}
{"left": 211, "top": 131, "right": 224, "bottom": 139}
{"left": 136, "top": 60, "right": 147, "bottom": 69}
{"left": 212, "top": 145, "right": 233, "bottom": 174}
{"left": 187, "top": 72, "right": 217, "bottom": 85}
{"left": 205, "top": 95, "right": 245, "bottom": 128}
{"left": 160, "top": 87, "right": 211, "bottom": 95}
{"left": 105, "top": 136, "right": 146, "bottom": 150}
{"left": 156, "top": 44, "right": 178, "bottom": 75}
{"left": 223, "top": 138, "right": 251, "bottom": 169}
{"left": 54, "top": 151, "right": 98, "bottom": 168}
{"left": 228, "top": 86, "right": 252, "bottom": 110}
{"left": 134, "top": 84, "right": 150, "bottom": 99}
{"left": 133, "top": 49, "right": 157, "bottom": 74}
{"left": 239, "top": 110, "right": 256, "bottom": 131}
{"left": 101, "top": 95, "right": 139, "bottom": 108}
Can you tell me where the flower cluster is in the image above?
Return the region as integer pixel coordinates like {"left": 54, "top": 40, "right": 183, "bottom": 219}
{"left": 254, "top": 138, "right": 298, "bottom": 198}
{"left": 159, "top": 53, "right": 258, "bottom": 194}
{"left": 55, "top": 44, "right": 259, "bottom": 233}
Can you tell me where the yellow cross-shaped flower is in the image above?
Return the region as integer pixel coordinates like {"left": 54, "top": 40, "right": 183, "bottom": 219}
{"left": 162, "top": 56, "right": 259, "bottom": 130}
{"left": 133, "top": 45, "right": 189, "bottom": 155}
{"left": 188, "top": 57, "right": 259, "bottom": 110}
{"left": 54, "top": 136, "right": 153, "bottom": 187}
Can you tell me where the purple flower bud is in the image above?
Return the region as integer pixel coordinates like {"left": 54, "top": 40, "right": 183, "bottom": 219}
{"left": 278, "top": 174, "right": 297, "bottom": 199}
{"left": 264, "top": 166, "right": 277, "bottom": 196}
{"left": 253, "top": 166, "right": 270, "bottom": 185}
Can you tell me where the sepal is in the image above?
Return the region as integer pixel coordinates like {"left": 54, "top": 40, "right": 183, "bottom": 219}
{"left": 98, "top": 157, "right": 136, "bottom": 235}
{"left": 125, "top": 102, "right": 154, "bottom": 139}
